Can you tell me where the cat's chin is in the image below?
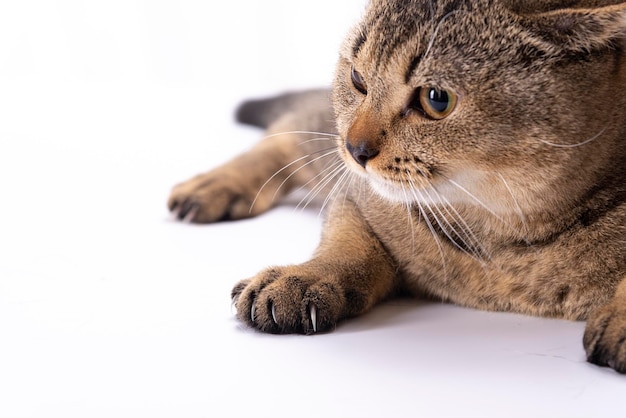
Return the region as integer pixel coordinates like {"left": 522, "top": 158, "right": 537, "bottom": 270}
{"left": 367, "top": 176, "right": 433, "bottom": 206}
{"left": 366, "top": 171, "right": 486, "bottom": 208}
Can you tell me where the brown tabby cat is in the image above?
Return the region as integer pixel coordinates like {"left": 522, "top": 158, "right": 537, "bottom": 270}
{"left": 168, "top": 0, "right": 626, "bottom": 373}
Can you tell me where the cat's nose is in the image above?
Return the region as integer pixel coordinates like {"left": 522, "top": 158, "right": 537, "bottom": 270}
{"left": 346, "top": 141, "right": 380, "bottom": 168}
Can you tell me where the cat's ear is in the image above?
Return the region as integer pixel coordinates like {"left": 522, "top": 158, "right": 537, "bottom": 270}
{"left": 518, "top": 3, "right": 626, "bottom": 53}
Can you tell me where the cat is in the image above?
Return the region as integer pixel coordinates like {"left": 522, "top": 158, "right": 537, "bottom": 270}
{"left": 168, "top": 0, "right": 626, "bottom": 373}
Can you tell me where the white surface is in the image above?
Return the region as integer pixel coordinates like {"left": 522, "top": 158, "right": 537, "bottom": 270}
{"left": 1, "top": 1, "right": 624, "bottom": 417}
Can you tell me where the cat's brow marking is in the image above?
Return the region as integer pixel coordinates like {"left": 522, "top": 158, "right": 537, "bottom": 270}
{"left": 352, "top": 29, "right": 368, "bottom": 58}
{"left": 405, "top": 54, "right": 424, "bottom": 84}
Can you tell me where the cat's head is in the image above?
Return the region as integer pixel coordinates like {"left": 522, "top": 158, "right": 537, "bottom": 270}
{"left": 332, "top": 0, "right": 626, "bottom": 218}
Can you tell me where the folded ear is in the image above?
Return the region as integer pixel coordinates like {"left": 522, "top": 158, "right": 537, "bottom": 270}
{"left": 518, "top": 3, "right": 626, "bottom": 54}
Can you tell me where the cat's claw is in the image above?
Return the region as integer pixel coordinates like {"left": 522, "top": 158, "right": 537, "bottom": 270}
{"left": 271, "top": 303, "right": 277, "bottom": 324}
{"left": 169, "top": 199, "right": 201, "bottom": 223}
{"left": 250, "top": 304, "right": 256, "bottom": 324}
{"left": 310, "top": 305, "right": 317, "bottom": 333}
{"left": 182, "top": 204, "right": 199, "bottom": 223}
{"left": 230, "top": 296, "right": 238, "bottom": 315}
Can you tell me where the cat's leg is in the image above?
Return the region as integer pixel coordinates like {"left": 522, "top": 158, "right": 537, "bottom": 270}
{"left": 168, "top": 91, "right": 337, "bottom": 223}
{"left": 583, "top": 275, "right": 626, "bottom": 373}
{"left": 231, "top": 197, "right": 398, "bottom": 333}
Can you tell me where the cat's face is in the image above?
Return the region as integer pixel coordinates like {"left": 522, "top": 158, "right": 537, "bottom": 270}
{"left": 332, "top": 0, "right": 626, "bottom": 213}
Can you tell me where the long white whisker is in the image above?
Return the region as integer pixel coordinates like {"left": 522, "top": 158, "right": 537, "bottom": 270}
{"left": 426, "top": 182, "right": 490, "bottom": 262}
{"left": 260, "top": 130, "right": 339, "bottom": 140}
{"left": 409, "top": 182, "right": 448, "bottom": 280}
{"left": 249, "top": 147, "right": 337, "bottom": 213}
{"left": 444, "top": 206, "right": 488, "bottom": 262}
{"left": 339, "top": 171, "right": 357, "bottom": 221}
{"left": 535, "top": 127, "right": 605, "bottom": 149}
{"left": 297, "top": 137, "right": 339, "bottom": 146}
{"left": 496, "top": 172, "right": 530, "bottom": 242}
{"left": 320, "top": 167, "right": 350, "bottom": 217}
{"left": 294, "top": 158, "right": 344, "bottom": 195}
{"left": 418, "top": 185, "right": 485, "bottom": 263}
{"left": 446, "top": 177, "right": 532, "bottom": 242}
{"left": 270, "top": 148, "right": 339, "bottom": 202}
{"left": 401, "top": 183, "right": 417, "bottom": 255}
{"left": 301, "top": 167, "right": 345, "bottom": 213}
{"left": 415, "top": 186, "right": 471, "bottom": 259}
{"left": 296, "top": 161, "right": 347, "bottom": 212}
{"left": 445, "top": 179, "right": 509, "bottom": 226}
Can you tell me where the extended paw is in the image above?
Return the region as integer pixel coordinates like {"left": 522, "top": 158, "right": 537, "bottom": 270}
{"left": 583, "top": 303, "right": 626, "bottom": 373}
{"left": 168, "top": 171, "right": 258, "bottom": 223}
{"left": 231, "top": 267, "right": 346, "bottom": 334}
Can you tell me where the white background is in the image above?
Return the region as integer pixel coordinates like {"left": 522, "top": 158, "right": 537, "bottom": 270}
{"left": 1, "top": 1, "right": 625, "bottom": 417}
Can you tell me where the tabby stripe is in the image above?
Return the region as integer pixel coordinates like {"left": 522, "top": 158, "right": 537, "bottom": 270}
{"left": 352, "top": 29, "right": 368, "bottom": 58}
{"left": 405, "top": 53, "right": 423, "bottom": 84}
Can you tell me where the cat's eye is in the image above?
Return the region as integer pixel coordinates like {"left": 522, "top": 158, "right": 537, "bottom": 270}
{"left": 409, "top": 87, "right": 458, "bottom": 120}
{"left": 351, "top": 66, "right": 368, "bottom": 95}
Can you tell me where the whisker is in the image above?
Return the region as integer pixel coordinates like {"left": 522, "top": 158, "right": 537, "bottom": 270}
{"left": 445, "top": 178, "right": 515, "bottom": 230}
{"left": 425, "top": 183, "right": 490, "bottom": 262}
{"left": 294, "top": 158, "right": 344, "bottom": 195}
{"left": 298, "top": 137, "right": 339, "bottom": 146}
{"left": 260, "top": 130, "right": 339, "bottom": 141}
{"left": 535, "top": 127, "right": 605, "bottom": 149}
{"left": 296, "top": 160, "right": 347, "bottom": 212}
{"left": 299, "top": 167, "right": 345, "bottom": 213}
{"left": 320, "top": 167, "right": 350, "bottom": 217}
{"left": 270, "top": 148, "right": 339, "bottom": 202}
{"left": 402, "top": 160, "right": 488, "bottom": 262}
{"left": 408, "top": 182, "right": 448, "bottom": 280}
{"left": 496, "top": 172, "right": 530, "bottom": 242}
{"left": 249, "top": 147, "right": 337, "bottom": 213}
{"left": 423, "top": 185, "right": 485, "bottom": 264}
{"left": 445, "top": 177, "right": 535, "bottom": 244}
{"left": 340, "top": 171, "right": 358, "bottom": 220}
{"left": 401, "top": 183, "right": 417, "bottom": 255}
{"left": 415, "top": 185, "right": 476, "bottom": 260}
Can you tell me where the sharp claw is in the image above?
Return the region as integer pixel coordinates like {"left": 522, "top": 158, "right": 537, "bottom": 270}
{"left": 271, "top": 303, "right": 277, "bottom": 324}
{"left": 310, "top": 305, "right": 317, "bottom": 333}
{"left": 183, "top": 204, "right": 199, "bottom": 223}
{"left": 231, "top": 296, "right": 238, "bottom": 315}
{"left": 251, "top": 304, "right": 256, "bottom": 323}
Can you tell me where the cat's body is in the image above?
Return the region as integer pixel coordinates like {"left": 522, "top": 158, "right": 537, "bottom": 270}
{"left": 169, "top": 0, "right": 626, "bottom": 373}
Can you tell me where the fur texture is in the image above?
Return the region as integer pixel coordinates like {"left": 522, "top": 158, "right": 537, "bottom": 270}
{"left": 168, "top": 0, "right": 626, "bottom": 373}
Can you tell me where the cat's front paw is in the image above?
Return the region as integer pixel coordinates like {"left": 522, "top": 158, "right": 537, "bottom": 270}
{"left": 168, "top": 170, "right": 257, "bottom": 223}
{"left": 584, "top": 303, "right": 626, "bottom": 373}
{"left": 231, "top": 266, "right": 346, "bottom": 334}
